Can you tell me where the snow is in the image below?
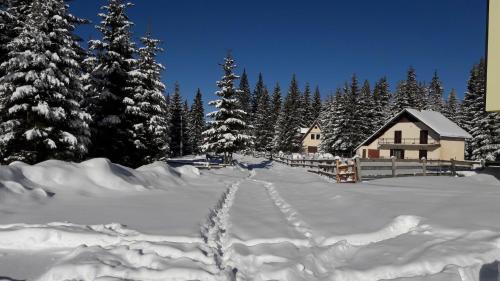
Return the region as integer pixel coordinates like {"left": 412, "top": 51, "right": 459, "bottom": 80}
{"left": 0, "top": 156, "right": 499, "bottom": 280}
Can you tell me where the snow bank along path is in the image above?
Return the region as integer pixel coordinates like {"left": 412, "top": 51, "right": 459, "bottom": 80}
{"left": 0, "top": 157, "right": 500, "bottom": 280}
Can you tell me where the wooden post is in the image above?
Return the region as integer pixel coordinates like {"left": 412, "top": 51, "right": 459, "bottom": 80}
{"left": 451, "top": 158, "right": 456, "bottom": 176}
{"left": 422, "top": 158, "right": 427, "bottom": 176}
{"left": 391, "top": 156, "right": 396, "bottom": 177}
{"left": 355, "top": 157, "right": 362, "bottom": 182}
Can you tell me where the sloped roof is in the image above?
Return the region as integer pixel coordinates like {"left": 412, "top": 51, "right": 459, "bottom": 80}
{"left": 405, "top": 109, "right": 471, "bottom": 138}
{"left": 355, "top": 108, "right": 471, "bottom": 151}
{"left": 300, "top": 119, "right": 321, "bottom": 142}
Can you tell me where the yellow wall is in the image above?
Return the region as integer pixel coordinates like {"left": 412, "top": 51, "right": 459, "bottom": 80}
{"left": 302, "top": 125, "right": 321, "bottom": 150}
{"left": 439, "top": 138, "right": 466, "bottom": 161}
{"left": 487, "top": 0, "right": 500, "bottom": 112}
{"left": 356, "top": 121, "right": 466, "bottom": 160}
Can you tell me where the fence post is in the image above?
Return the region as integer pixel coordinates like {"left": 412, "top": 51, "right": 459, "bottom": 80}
{"left": 391, "top": 156, "right": 396, "bottom": 177}
{"left": 355, "top": 157, "right": 362, "bottom": 182}
{"left": 451, "top": 158, "right": 456, "bottom": 176}
{"left": 422, "top": 157, "right": 427, "bottom": 176}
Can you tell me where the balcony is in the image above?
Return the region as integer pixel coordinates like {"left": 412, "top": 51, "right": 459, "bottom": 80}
{"left": 378, "top": 138, "right": 440, "bottom": 149}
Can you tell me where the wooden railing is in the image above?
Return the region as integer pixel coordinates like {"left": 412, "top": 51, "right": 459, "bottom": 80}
{"left": 270, "top": 155, "right": 482, "bottom": 181}
{"left": 378, "top": 138, "right": 439, "bottom": 145}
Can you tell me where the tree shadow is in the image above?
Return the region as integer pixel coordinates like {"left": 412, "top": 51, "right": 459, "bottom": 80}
{"left": 0, "top": 277, "right": 25, "bottom": 281}
{"left": 480, "top": 261, "right": 499, "bottom": 281}
{"left": 245, "top": 160, "right": 273, "bottom": 170}
{"left": 479, "top": 167, "right": 500, "bottom": 181}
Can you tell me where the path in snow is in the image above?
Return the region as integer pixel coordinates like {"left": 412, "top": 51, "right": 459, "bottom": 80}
{"left": 0, "top": 157, "right": 500, "bottom": 281}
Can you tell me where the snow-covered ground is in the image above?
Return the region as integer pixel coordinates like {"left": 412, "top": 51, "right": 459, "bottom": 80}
{"left": 0, "top": 156, "right": 499, "bottom": 281}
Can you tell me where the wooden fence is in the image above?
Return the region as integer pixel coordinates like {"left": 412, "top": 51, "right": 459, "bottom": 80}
{"left": 271, "top": 156, "right": 481, "bottom": 181}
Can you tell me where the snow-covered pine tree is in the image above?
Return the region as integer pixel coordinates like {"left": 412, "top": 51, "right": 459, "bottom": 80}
{"left": 274, "top": 74, "right": 303, "bottom": 153}
{"left": 428, "top": 71, "right": 444, "bottom": 112}
{"left": 462, "top": 59, "right": 500, "bottom": 161}
{"left": 300, "top": 83, "right": 314, "bottom": 127}
{"left": 254, "top": 88, "right": 274, "bottom": 152}
{"left": 319, "top": 92, "right": 337, "bottom": 154}
{"left": 444, "top": 89, "right": 460, "bottom": 124}
{"left": 127, "top": 33, "right": 170, "bottom": 165}
{"left": 320, "top": 89, "right": 348, "bottom": 155}
{"left": 417, "top": 81, "right": 429, "bottom": 111}
{"left": 342, "top": 74, "right": 365, "bottom": 155}
{"left": 252, "top": 73, "right": 265, "bottom": 116}
{"left": 0, "top": 0, "right": 91, "bottom": 164}
{"left": 188, "top": 89, "right": 205, "bottom": 155}
{"left": 392, "top": 66, "right": 424, "bottom": 113}
{"left": 86, "top": 0, "right": 138, "bottom": 166}
{"left": 169, "top": 82, "right": 184, "bottom": 157}
{"left": 358, "top": 80, "right": 376, "bottom": 138}
{"left": 182, "top": 100, "right": 191, "bottom": 155}
{"left": 392, "top": 81, "right": 409, "bottom": 115}
{"left": 202, "top": 54, "right": 250, "bottom": 164}
{"left": 311, "top": 86, "right": 322, "bottom": 122}
{"left": 237, "top": 69, "right": 252, "bottom": 129}
{"left": 373, "top": 77, "right": 391, "bottom": 129}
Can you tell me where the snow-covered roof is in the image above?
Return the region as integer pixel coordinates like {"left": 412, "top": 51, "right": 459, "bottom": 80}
{"left": 404, "top": 109, "right": 472, "bottom": 139}
{"left": 300, "top": 128, "right": 309, "bottom": 134}
{"left": 355, "top": 108, "right": 472, "bottom": 151}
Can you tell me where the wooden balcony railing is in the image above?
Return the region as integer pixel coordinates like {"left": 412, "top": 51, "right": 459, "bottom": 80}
{"left": 378, "top": 138, "right": 439, "bottom": 145}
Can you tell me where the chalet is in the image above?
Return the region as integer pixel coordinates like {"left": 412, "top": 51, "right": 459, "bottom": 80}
{"left": 355, "top": 109, "right": 472, "bottom": 160}
{"left": 300, "top": 119, "right": 321, "bottom": 153}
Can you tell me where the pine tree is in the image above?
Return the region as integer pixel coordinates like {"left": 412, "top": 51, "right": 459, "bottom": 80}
{"left": 444, "top": 89, "right": 460, "bottom": 124}
{"left": 270, "top": 83, "right": 282, "bottom": 146}
{"left": 462, "top": 59, "right": 500, "bottom": 161}
{"left": 311, "top": 86, "right": 322, "bottom": 121}
{"left": 373, "top": 77, "right": 391, "bottom": 128}
{"left": 342, "top": 75, "right": 365, "bottom": 154}
{"left": 182, "top": 100, "right": 191, "bottom": 155}
{"left": 392, "top": 66, "right": 425, "bottom": 113}
{"left": 428, "top": 71, "right": 444, "bottom": 112}
{"left": 274, "top": 74, "right": 303, "bottom": 153}
{"left": 301, "top": 83, "right": 314, "bottom": 126}
{"left": 202, "top": 54, "right": 250, "bottom": 164}
{"left": 237, "top": 69, "right": 252, "bottom": 127}
{"left": 252, "top": 73, "right": 265, "bottom": 116}
{"left": 0, "top": 0, "right": 91, "bottom": 164}
{"left": 189, "top": 89, "right": 205, "bottom": 155}
{"left": 358, "top": 79, "right": 376, "bottom": 138}
{"left": 254, "top": 88, "right": 274, "bottom": 152}
{"left": 169, "top": 83, "right": 184, "bottom": 157}
{"left": 126, "top": 33, "right": 170, "bottom": 165}
{"left": 86, "top": 0, "right": 138, "bottom": 166}
{"left": 320, "top": 89, "right": 347, "bottom": 155}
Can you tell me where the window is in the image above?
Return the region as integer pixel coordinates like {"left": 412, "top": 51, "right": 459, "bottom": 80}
{"left": 314, "top": 126, "right": 318, "bottom": 129}
{"left": 310, "top": 134, "right": 315, "bottom": 140}
{"left": 420, "top": 130, "right": 428, "bottom": 144}
{"left": 394, "top": 131, "right": 402, "bottom": 144}
{"left": 362, "top": 149, "right": 367, "bottom": 158}
{"left": 419, "top": 150, "right": 428, "bottom": 159}
{"left": 316, "top": 134, "right": 321, "bottom": 140}
{"left": 390, "top": 149, "right": 405, "bottom": 159}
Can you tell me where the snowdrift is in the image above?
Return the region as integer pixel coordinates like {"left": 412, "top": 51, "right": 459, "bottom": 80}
{"left": 0, "top": 158, "right": 200, "bottom": 199}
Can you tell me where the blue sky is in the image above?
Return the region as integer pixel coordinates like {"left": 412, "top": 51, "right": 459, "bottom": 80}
{"left": 71, "top": 0, "right": 487, "bottom": 104}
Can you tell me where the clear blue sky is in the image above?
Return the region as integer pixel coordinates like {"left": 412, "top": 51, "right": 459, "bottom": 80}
{"left": 70, "top": 0, "right": 487, "bottom": 104}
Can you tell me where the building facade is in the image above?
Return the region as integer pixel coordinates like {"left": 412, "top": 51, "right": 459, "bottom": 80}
{"left": 355, "top": 109, "right": 471, "bottom": 161}
{"left": 300, "top": 120, "right": 321, "bottom": 153}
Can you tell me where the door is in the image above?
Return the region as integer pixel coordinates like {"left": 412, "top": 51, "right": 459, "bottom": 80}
{"left": 308, "top": 146, "right": 318, "bottom": 153}
{"left": 420, "top": 130, "right": 428, "bottom": 144}
{"left": 394, "top": 131, "right": 402, "bottom": 144}
{"left": 368, "top": 149, "right": 380, "bottom": 158}
{"left": 419, "top": 150, "right": 428, "bottom": 159}
{"left": 390, "top": 149, "right": 405, "bottom": 159}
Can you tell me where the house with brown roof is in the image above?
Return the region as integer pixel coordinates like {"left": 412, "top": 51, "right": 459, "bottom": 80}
{"left": 355, "top": 109, "right": 472, "bottom": 160}
{"left": 300, "top": 119, "right": 321, "bottom": 153}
